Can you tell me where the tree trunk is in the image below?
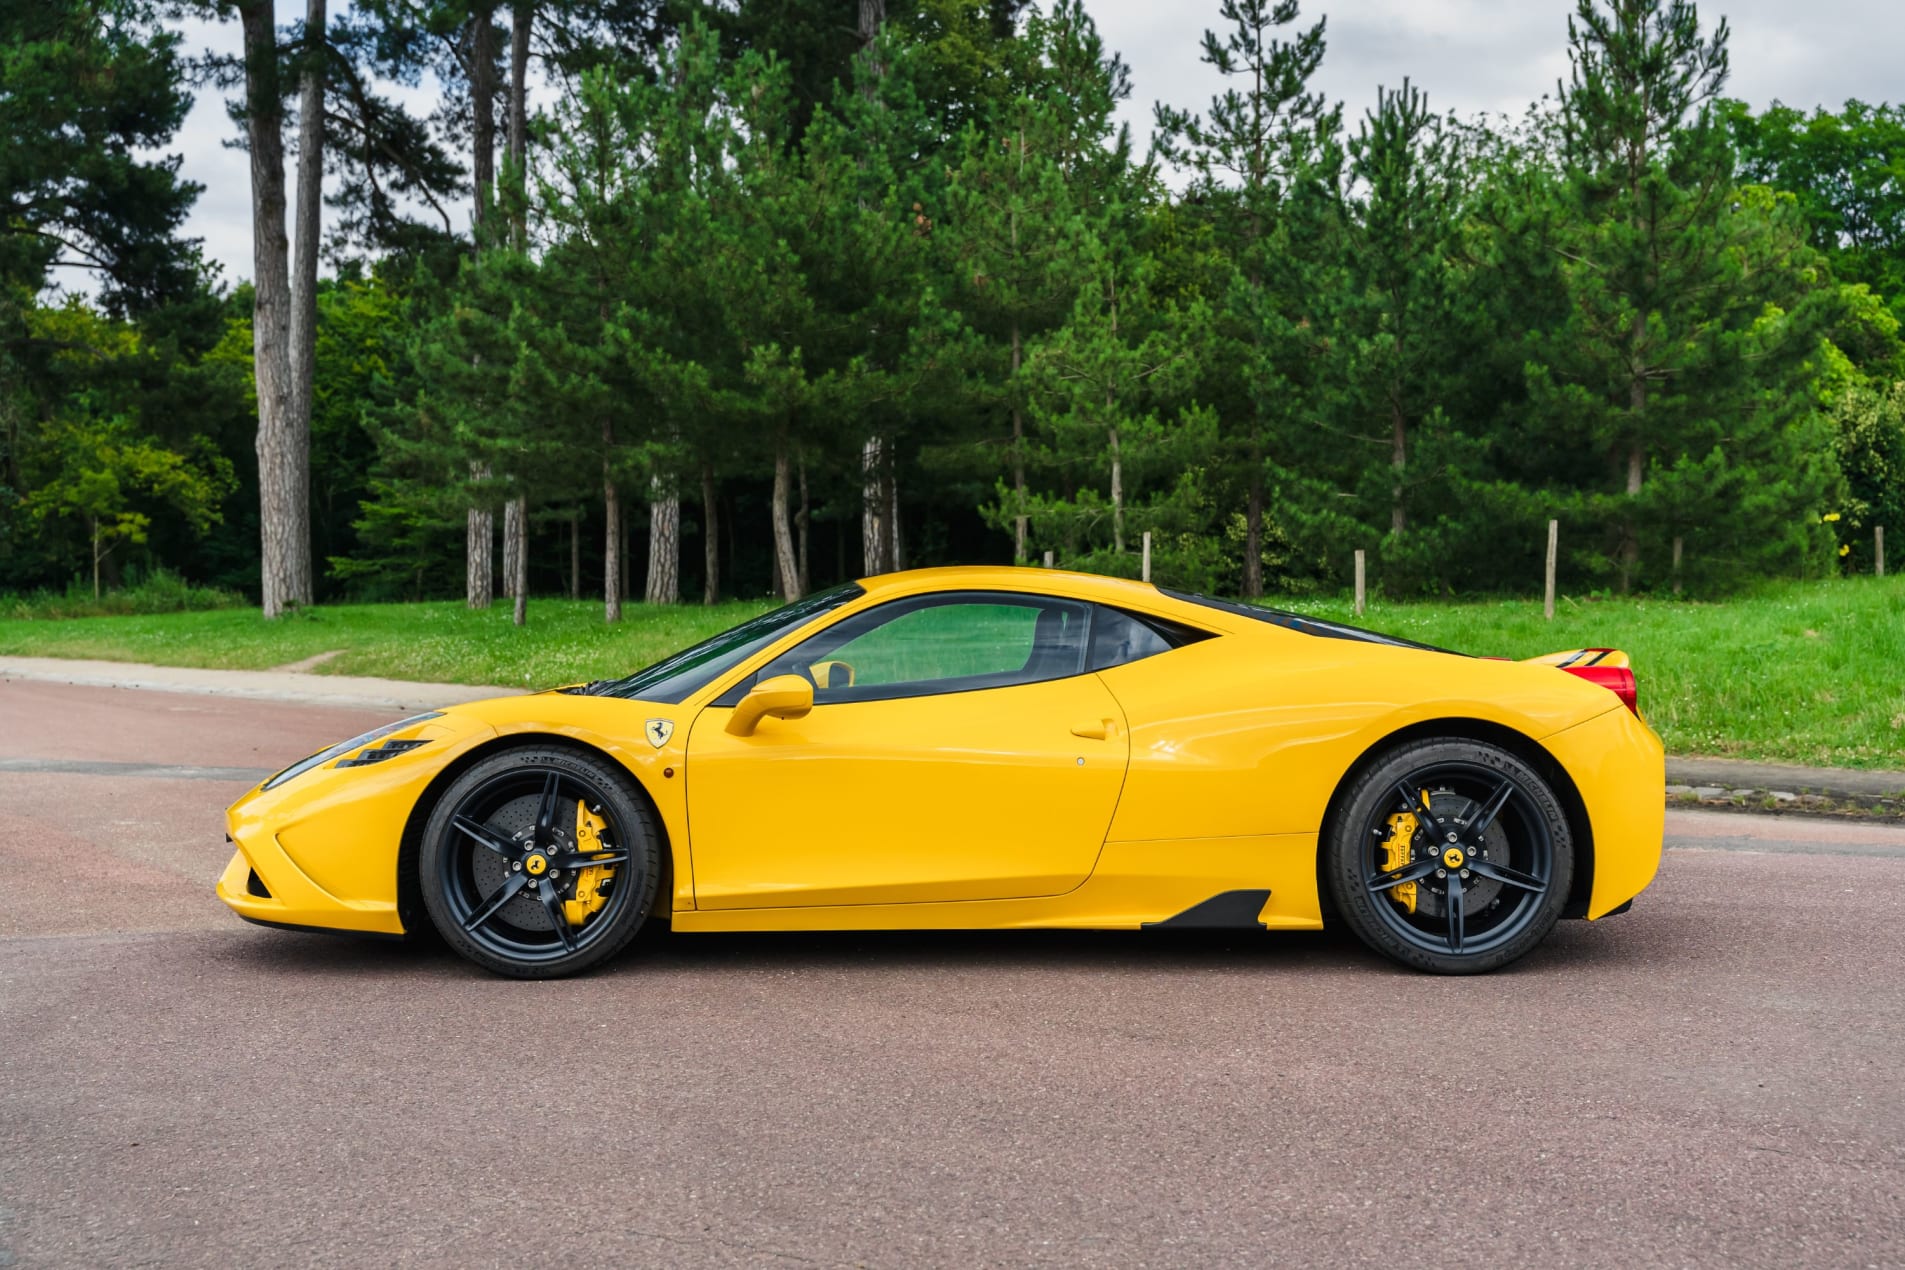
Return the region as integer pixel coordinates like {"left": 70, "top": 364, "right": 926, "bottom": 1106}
{"left": 1242, "top": 469, "right": 1264, "bottom": 599}
{"left": 1390, "top": 400, "right": 1407, "bottom": 535}
{"left": 861, "top": 434, "right": 889, "bottom": 575}
{"left": 92, "top": 518, "right": 101, "bottom": 600}
{"left": 620, "top": 501, "right": 630, "bottom": 607}
{"left": 646, "top": 479, "right": 679, "bottom": 605}
{"left": 569, "top": 508, "right": 580, "bottom": 600}
{"left": 466, "top": 468, "right": 493, "bottom": 609}
{"left": 701, "top": 462, "right": 720, "bottom": 605}
{"left": 240, "top": 0, "right": 298, "bottom": 618}
{"left": 502, "top": 495, "right": 523, "bottom": 599}
{"left": 469, "top": 7, "right": 498, "bottom": 236}
{"left": 1108, "top": 274, "right": 1122, "bottom": 556}
{"left": 276, "top": 0, "right": 323, "bottom": 614}
{"left": 506, "top": 1, "right": 532, "bottom": 249}
{"left": 889, "top": 461, "right": 903, "bottom": 571}
{"left": 772, "top": 440, "right": 801, "bottom": 602}
{"left": 511, "top": 510, "right": 527, "bottom": 628}
{"left": 603, "top": 454, "right": 621, "bottom": 624}
{"left": 797, "top": 453, "right": 811, "bottom": 594}
{"left": 1618, "top": 295, "right": 1648, "bottom": 591}
{"left": 1011, "top": 321, "right": 1027, "bottom": 563}
{"left": 857, "top": 0, "right": 885, "bottom": 59}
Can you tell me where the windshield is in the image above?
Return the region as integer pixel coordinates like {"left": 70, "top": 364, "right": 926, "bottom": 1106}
{"left": 575, "top": 583, "right": 864, "bottom": 704}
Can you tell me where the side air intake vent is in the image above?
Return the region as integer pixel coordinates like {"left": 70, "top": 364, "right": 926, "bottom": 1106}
{"left": 246, "top": 869, "right": 272, "bottom": 899}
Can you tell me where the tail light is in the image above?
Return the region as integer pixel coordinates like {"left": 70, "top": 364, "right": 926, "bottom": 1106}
{"left": 1563, "top": 664, "right": 1638, "bottom": 715}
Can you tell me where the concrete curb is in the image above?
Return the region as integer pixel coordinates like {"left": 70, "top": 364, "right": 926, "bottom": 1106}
{"left": 1664, "top": 756, "right": 1905, "bottom": 820}
{"left": 0, "top": 655, "right": 522, "bottom": 712}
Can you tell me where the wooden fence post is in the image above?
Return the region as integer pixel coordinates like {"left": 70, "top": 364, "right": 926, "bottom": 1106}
{"left": 1878, "top": 526, "right": 1886, "bottom": 578}
{"left": 1544, "top": 520, "right": 1558, "bottom": 621}
{"left": 1141, "top": 531, "right": 1152, "bottom": 583}
{"left": 1353, "top": 549, "right": 1366, "bottom": 617}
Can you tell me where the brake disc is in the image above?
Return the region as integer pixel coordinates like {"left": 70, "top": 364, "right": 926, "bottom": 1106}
{"left": 1410, "top": 788, "right": 1507, "bottom": 920}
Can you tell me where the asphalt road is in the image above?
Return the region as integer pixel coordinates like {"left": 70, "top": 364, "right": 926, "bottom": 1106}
{"left": 2, "top": 681, "right": 1902, "bottom": 1268}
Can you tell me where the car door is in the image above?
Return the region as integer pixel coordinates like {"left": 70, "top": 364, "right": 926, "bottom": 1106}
{"left": 684, "top": 592, "right": 1130, "bottom": 910}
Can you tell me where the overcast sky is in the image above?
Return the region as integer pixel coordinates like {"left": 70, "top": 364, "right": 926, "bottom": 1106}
{"left": 161, "top": 0, "right": 1905, "bottom": 290}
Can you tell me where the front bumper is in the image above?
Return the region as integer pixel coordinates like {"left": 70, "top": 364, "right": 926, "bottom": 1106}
{"left": 215, "top": 836, "right": 406, "bottom": 937}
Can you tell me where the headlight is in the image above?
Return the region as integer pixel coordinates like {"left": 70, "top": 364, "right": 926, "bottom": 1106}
{"left": 261, "top": 713, "right": 444, "bottom": 791}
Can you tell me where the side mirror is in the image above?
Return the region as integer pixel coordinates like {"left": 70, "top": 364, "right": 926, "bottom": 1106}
{"left": 725, "top": 673, "right": 815, "bottom": 737}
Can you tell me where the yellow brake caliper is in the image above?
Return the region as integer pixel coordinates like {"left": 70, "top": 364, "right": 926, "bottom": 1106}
{"left": 562, "top": 799, "right": 616, "bottom": 927}
{"left": 1381, "top": 810, "right": 1419, "bottom": 914}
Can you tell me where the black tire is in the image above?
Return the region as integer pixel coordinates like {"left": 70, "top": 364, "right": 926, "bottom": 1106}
{"left": 420, "top": 745, "right": 660, "bottom": 978}
{"left": 1325, "top": 738, "right": 1573, "bottom": 974}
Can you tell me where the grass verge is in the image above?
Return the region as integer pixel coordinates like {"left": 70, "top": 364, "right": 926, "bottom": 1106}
{"left": 0, "top": 575, "right": 1898, "bottom": 770}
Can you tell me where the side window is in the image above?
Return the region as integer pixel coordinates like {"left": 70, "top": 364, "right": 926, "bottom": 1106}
{"left": 740, "top": 593, "right": 1091, "bottom": 703}
{"left": 1088, "top": 605, "right": 1212, "bottom": 671}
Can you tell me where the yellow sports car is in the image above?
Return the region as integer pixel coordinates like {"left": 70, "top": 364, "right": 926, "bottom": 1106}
{"left": 217, "top": 566, "right": 1663, "bottom": 977}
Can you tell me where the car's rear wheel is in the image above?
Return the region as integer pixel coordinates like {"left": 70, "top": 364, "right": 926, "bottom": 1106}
{"left": 1325, "top": 738, "right": 1573, "bottom": 974}
{"left": 420, "top": 745, "right": 660, "bottom": 978}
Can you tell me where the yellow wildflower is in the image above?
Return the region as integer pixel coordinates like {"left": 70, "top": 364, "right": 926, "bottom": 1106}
{"left": 1823, "top": 512, "right": 1842, "bottom": 522}
{"left": 1839, "top": 543, "right": 1851, "bottom": 556}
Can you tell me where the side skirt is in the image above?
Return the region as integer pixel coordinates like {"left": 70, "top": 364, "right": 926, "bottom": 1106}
{"left": 1141, "top": 889, "right": 1272, "bottom": 931}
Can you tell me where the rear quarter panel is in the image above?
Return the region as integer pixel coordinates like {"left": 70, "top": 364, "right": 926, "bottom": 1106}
{"left": 1094, "top": 626, "right": 1628, "bottom": 842}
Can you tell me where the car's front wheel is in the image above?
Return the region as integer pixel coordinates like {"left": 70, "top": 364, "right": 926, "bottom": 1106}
{"left": 1325, "top": 738, "right": 1573, "bottom": 974}
{"left": 420, "top": 745, "right": 660, "bottom": 978}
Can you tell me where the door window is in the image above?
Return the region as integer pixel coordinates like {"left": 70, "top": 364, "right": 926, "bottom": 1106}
{"left": 732, "top": 593, "right": 1091, "bottom": 703}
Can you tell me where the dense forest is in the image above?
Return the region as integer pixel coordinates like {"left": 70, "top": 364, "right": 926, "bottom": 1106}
{"left": 3, "top": 0, "right": 1903, "bottom": 619}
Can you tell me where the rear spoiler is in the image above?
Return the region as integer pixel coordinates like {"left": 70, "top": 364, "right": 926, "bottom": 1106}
{"left": 1523, "top": 648, "right": 1638, "bottom": 715}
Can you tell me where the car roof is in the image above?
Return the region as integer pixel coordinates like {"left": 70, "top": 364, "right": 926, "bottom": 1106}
{"left": 854, "top": 565, "right": 1168, "bottom": 607}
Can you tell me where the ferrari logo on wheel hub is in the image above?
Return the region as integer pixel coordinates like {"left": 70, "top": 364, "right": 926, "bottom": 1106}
{"left": 525, "top": 853, "right": 549, "bottom": 877}
{"left": 1442, "top": 846, "right": 1466, "bottom": 870}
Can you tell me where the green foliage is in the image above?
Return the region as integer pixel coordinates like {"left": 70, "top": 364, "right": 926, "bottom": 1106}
{"left": 0, "top": 568, "right": 244, "bottom": 620}
{"left": 0, "top": 0, "right": 200, "bottom": 312}
{"left": 10, "top": 0, "right": 1905, "bottom": 613}
{"left": 1725, "top": 98, "right": 1905, "bottom": 322}
{"left": 1524, "top": 0, "right": 1837, "bottom": 590}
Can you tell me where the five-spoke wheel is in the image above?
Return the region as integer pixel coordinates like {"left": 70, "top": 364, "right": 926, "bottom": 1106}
{"left": 419, "top": 746, "right": 659, "bottom": 978}
{"left": 1327, "top": 738, "right": 1573, "bottom": 974}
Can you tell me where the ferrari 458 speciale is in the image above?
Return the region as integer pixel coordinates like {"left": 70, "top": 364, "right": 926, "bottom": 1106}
{"left": 217, "top": 567, "right": 1663, "bottom": 976}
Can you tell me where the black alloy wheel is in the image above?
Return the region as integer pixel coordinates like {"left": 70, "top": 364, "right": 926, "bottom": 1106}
{"left": 1326, "top": 738, "right": 1573, "bottom": 974}
{"left": 420, "top": 746, "right": 660, "bottom": 978}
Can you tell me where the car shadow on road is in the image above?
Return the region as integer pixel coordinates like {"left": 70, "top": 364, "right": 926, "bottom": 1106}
{"left": 220, "top": 913, "right": 1651, "bottom": 982}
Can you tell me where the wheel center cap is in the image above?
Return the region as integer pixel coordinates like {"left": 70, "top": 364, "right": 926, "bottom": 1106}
{"left": 1442, "top": 846, "right": 1466, "bottom": 870}
{"left": 524, "top": 853, "right": 549, "bottom": 877}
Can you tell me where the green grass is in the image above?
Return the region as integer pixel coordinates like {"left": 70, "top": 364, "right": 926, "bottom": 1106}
{"left": 0, "top": 575, "right": 1900, "bottom": 770}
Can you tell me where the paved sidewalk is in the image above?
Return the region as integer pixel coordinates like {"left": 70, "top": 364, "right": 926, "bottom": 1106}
{"left": 0, "top": 654, "right": 519, "bottom": 712}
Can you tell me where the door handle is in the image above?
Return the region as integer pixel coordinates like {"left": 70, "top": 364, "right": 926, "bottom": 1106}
{"left": 1070, "top": 719, "right": 1111, "bottom": 741}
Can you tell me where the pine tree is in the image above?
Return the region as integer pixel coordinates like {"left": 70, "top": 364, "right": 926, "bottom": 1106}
{"left": 1540, "top": 0, "right": 1836, "bottom": 588}
{"left": 1153, "top": 0, "right": 1341, "bottom": 597}
{"left": 940, "top": 0, "right": 1133, "bottom": 564}
{"left": 1330, "top": 81, "right": 1460, "bottom": 541}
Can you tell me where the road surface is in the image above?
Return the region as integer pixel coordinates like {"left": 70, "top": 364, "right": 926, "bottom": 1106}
{"left": 2, "top": 679, "right": 1901, "bottom": 1267}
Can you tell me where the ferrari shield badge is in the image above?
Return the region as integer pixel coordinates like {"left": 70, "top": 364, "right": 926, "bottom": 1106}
{"left": 644, "top": 718, "right": 675, "bottom": 749}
